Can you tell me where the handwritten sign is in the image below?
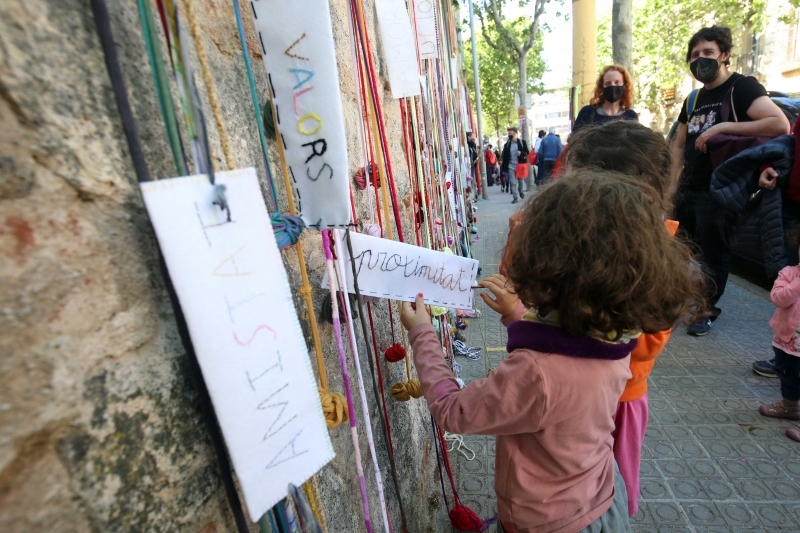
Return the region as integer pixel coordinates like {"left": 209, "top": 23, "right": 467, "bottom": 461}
{"left": 250, "top": 0, "right": 352, "bottom": 228}
{"left": 140, "top": 168, "right": 334, "bottom": 521}
{"left": 414, "top": 0, "right": 438, "bottom": 60}
{"left": 375, "top": 0, "right": 421, "bottom": 98}
{"left": 323, "top": 230, "right": 479, "bottom": 309}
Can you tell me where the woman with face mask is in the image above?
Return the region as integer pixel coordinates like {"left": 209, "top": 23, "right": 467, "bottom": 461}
{"left": 573, "top": 65, "right": 638, "bottom": 133}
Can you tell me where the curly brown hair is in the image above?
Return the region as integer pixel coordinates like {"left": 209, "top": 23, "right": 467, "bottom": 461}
{"left": 563, "top": 121, "right": 673, "bottom": 203}
{"left": 505, "top": 171, "right": 701, "bottom": 339}
{"left": 590, "top": 65, "right": 634, "bottom": 110}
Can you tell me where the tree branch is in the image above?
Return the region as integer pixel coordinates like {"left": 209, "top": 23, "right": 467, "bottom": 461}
{"left": 484, "top": 0, "right": 523, "bottom": 56}
{"left": 523, "top": 0, "right": 546, "bottom": 51}
{"left": 477, "top": 10, "right": 506, "bottom": 53}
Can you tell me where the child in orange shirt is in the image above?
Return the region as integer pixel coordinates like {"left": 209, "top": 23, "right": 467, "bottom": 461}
{"left": 498, "top": 121, "right": 679, "bottom": 517}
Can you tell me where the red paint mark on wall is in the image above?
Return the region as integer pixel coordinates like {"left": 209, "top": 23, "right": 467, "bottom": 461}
{"left": 5, "top": 216, "right": 34, "bottom": 265}
{"left": 233, "top": 325, "right": 277, "bottom": 345}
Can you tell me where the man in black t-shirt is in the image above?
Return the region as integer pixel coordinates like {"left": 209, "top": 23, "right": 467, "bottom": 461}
{"left": 671, "top": 26, "right": 790, "bottom": 336}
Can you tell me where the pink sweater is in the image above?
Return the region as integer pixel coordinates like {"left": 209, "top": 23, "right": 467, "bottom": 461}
{"left": 409, "top": 320, "right": 633, "bottom": 533}
{"left": 770, "top": 265, "right": 800, "bottom": 342}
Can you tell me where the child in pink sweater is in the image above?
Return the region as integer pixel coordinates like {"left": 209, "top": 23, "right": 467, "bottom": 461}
{"left": 759, "top": 232, "right": 800, "bottom": 441}
{"left": 402, "top": 172, "right": 700, "bottom": 533}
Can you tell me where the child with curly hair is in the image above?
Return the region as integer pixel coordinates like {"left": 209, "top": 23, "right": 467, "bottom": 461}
{"left": 759, "top": 227, "right": 800, "bottom": 442}
{"left": 501, "top": 121, "right": 681, "bottom": 517}
{"left": 402, "top": 172, "right": 700, "bottom": 532}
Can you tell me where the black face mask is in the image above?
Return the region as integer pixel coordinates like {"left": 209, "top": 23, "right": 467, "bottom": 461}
{"left": 603, "top": 85, "right": 625, "bottom": 104}
{"left": 690, "top": 56, "right": 721, "bottom": 84}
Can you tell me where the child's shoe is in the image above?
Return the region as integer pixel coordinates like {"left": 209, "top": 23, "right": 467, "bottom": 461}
{"left": 787, "top": 424, "right": 800, "bottom": 442}
{"left": 759, "top": 400, "right": 800, "bottom": 421}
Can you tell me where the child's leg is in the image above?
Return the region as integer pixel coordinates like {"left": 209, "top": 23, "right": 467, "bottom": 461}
{"left": 574, "top": 463, "right": 632, "bottom": 533}
{"left": 760, "top": 348, "right": 800, "bottom": 421}
{"left": 775, "top": 346, "right": 800, "bottom": 401}
{"left": 611, "top": 393, "right": 649, "bottom": 517}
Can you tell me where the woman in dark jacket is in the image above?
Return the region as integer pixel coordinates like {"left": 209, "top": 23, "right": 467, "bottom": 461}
{"left": 573, "top": 65, "right": 638, "bottom": 132}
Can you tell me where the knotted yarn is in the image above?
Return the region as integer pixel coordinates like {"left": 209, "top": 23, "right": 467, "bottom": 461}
{"left": 272, "top": 212, "right": 305, "bottom": 249}
{"left": 363, "top": 223, "right": 382, "bottom": 237}
{"left": 384, "top": 343, "right": 406, "bottom": 362}
{"left": 449, "top": 503, "right": 485, "bottom": 531}
{"left": 319, "top": 388, "right": 348, "bottom": 429}
{"left": 391, "top": 379, "right": 422, "bottom": 401}
{"left": 354, "top": 167, "right": 368, "bottom": 190}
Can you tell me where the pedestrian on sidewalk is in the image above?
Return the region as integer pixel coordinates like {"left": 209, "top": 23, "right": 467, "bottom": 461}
{"left": 670, "top": 25, "right": 789, "bottom": 336}
{"left": 759, "top": 242, "right": 800, "bottom": 441}
{"left": 536, "top": 127, "right": 563, "bottom": 184}
{"left": 485, "top": 143, "right": 497, "bottom": 186}
{"left": 500, "top": 126, "right": 529, "bottom": 204}
{"left": 534, "top": 129, "right": 546, "bottom": 186}
{"left": 401, "top": 171, "right": 700, "bottom": 533}
{"left": 573, "top": 65, "right": 639, "bottom": 133}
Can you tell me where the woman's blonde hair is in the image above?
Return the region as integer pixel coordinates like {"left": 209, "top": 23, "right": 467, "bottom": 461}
{"left": 590, "top": 65, "right": 634, "bottom": 110}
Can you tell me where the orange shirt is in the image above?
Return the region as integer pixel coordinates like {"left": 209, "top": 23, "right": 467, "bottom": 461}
{"left": 619, "top": 218, "right": 679, "bottom": 403}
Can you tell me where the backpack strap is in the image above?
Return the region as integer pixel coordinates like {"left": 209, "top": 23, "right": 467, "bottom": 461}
{"left": 687, "top": 89, "right": 700, "bottom": 116}
{"left": 720, "top": 77, "right": 743, "bottom": 123}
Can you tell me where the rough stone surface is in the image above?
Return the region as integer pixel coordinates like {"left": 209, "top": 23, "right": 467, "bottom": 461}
{"left": 1, "top": 0, "right": 438, "bottom": 531}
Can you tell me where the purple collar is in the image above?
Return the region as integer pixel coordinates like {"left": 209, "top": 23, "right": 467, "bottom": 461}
{"left": 506, "top": 321, "right": 637, "bottom": 360}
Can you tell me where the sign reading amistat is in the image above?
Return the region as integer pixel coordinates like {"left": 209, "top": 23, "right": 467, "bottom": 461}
{"left": 250, "top": 0, "right": 352, "bottom": 228}
{"left": 140, "top": 168, "right": 334, "bottom": 521}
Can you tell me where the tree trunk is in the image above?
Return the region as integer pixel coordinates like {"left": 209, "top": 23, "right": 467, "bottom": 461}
{"left": 517, "top": 52, "right": 529, "bottom": 141}
{"left": 612, "top": 0, "right": 633, "bottom": 73}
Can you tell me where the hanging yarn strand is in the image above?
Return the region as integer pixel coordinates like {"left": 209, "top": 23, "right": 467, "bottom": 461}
{"left": 321, "top": 231, "right": 373, "bottom": 533}
{"left": 344, "top": 229, "right": 409, "bottom": 532}
{"left": 331, "top": 244, "right": 392, "bottom": 533}
{"left": 184, "top": 0, "right": 234, "bottom": 170}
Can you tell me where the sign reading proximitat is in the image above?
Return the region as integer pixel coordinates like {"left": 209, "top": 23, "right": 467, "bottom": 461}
{"left": 323, "top": 230, "right": 479, "bottom": 309}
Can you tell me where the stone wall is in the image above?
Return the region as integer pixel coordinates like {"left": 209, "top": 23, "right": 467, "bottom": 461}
{"left": 0, "top": 0, "right": 443, "bottom": 531}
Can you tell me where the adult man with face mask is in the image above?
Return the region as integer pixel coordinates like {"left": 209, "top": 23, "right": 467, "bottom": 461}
{"left": 671, "top": 26, "right": 790, "bottom": 336}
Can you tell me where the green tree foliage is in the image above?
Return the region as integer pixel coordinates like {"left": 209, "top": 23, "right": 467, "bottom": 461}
{"left": 466, "top": 18, "right": 546, "bottom": 138}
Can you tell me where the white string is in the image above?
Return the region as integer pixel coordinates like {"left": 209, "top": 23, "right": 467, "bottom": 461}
{"left": 444, "top": 431, "right": 476, "bottom": 461}
{"left": 333, "top": 232, "right": 391, "bottom": 532}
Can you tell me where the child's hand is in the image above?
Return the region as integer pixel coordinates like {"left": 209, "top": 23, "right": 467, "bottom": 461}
{"left": 479, "top": 275, "right": 520, "bottom": 317}
{"left": 401, "top": 293, "right": 430, "bottom": 330}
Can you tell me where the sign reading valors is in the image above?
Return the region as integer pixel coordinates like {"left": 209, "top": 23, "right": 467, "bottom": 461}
{"left": 323, "top": 230, "right": 479, "bottom": 309}
{"left": 250, "top": 0, "right": 352, "bottom": 228}
{"left": 140, "top": 168, "right": 334, "bottom": 521}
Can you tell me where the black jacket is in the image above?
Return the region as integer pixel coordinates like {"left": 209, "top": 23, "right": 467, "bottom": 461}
{"left": 501, "top": 138, "right": 529, "bottom": 173}
{"left": 711, "top": 135, "right": 795, "bottom": 277}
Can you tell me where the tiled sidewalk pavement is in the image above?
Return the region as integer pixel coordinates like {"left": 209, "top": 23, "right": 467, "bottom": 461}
{"left": 437, "top": 185, "right": 800, "bottom": 533}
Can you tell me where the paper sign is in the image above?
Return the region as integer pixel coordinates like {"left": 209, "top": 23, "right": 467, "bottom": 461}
{"left": 324, "top": 230, "right": 479, "bottom": 309}
{"left": 250, "top": 0, "right": 352, "bottom": 228}
{"left": 375, "top": 0, "right": 421, "bottom": 98}
{"left": 140, "top": 168, "right": 334, "bottom": 521}
{"left": 414, "top": 0, "right": 438, "bottom": 60}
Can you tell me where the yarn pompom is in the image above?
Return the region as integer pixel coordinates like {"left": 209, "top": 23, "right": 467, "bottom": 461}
{"left": 391, "top": 379, "right": 422, "bottom": 401}
{"left": 384, "top": 343, "right": 406, "bottom": 362}
{"left": 272, "top": 212, "right": 305, "bottom": 249}
{"left": 319, "top": 388, "right": 349, "bottom": 429}
{"left": 449, "top": 503, "right": 484, "bottom": 531}
{"left": 363, "top": 223, "right": 382, "bottom": 237}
